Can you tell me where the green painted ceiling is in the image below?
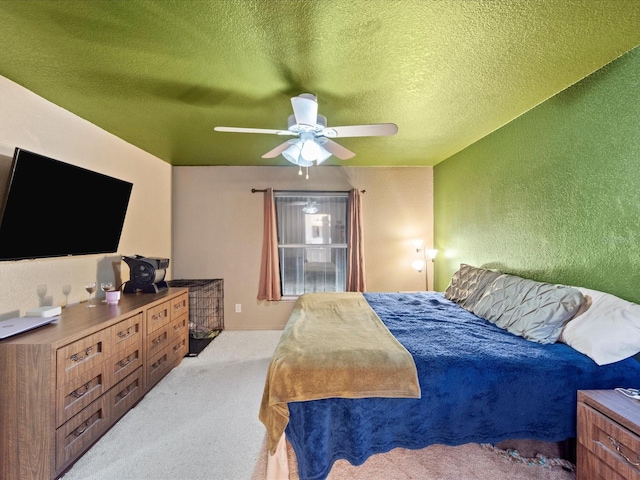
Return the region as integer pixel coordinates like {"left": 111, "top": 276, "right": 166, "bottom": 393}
{"left": 0, "top": 0, "right": 639, "bottom": 167}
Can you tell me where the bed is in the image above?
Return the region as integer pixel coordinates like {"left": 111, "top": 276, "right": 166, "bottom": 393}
{"left": 259, "top": 265, "right": 640, "bottom": 480}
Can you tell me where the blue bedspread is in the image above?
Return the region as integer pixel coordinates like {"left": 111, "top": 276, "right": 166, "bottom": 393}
{"left": 285, "top": 292, "right": 640, "bottom": 480}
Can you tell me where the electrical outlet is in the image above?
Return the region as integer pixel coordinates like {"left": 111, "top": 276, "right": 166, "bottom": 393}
{"left": 235, "top": 304, "right": 241, "bottom": 313}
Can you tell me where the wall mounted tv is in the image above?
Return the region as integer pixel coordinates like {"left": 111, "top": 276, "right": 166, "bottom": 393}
{"left": 0, "top": 148, "right": 133, "bottom": 261}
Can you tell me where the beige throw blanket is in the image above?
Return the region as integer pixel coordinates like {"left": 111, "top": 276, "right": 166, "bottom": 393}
{"left": 259, "top": 292, "right": 421, "bottom": 454}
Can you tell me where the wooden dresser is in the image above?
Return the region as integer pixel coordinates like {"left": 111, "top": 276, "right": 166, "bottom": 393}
{"left": 0, "top": 288, "right": 188, "bottom": 480}
{"left": 578, "top": 390, "right": 640, "bottom": 480}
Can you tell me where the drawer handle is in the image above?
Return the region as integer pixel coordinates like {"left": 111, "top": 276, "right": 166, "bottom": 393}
{"left": 70, "top": 346, "right": 93, "bottom": 362}
{"left": 152, "top": 334, "right": 167, "bottom": 346}
{"left": 70, "top": 381, "right": 92, "bottom": 399}
{"left": 115, "top": 384, "right": 135, "bottom": 402}
{"left": 609, "top": 435, "right": 640, "bottom": 466}
{"left": 117, "top": 357, "right": 132, "bottom": 368}
{"left": 151, "top": 311, "right": 167, "bottom": 322}
{"left": 71, "top": 419, "right": 92, "bottom": 438}
{"left": 151, "top": 356, "right": 166, "bottom": 369}
{"left": 117, "top": 327, "right": 132, "bottom": 339}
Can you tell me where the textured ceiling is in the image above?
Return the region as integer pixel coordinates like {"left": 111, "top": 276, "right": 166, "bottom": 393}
{"left": 0, "top": 0, "right": 639, "bottom": 167}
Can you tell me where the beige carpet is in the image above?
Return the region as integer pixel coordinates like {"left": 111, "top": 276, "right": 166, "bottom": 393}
{"left": 252, "top": 436, "right": 576, "bottom": 480}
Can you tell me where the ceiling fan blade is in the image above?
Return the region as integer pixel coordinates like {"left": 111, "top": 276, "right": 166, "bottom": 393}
{"left": 214, "top": 126, "right": 291, "bottom": 135}
{"left": 291, "top": 94, "right": 318, "bottom": 126}
{"left": 261, "top": 141, "right": 292, "bottom": 158}
{"left": 323, "top": 139, "right": 356, "bottom": 160}
{"left": 324, "top": 123, "right": 398, "bottom": 138}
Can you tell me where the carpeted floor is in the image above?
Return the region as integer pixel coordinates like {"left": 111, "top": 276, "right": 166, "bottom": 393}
{"left": 252, "top": 435, "right": 577, "bottom": 480}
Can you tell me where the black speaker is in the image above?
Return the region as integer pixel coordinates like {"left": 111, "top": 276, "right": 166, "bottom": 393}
{"left": 122, "top": 255, "right": 170, "bottom": 293}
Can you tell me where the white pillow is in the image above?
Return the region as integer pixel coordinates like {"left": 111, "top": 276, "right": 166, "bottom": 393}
{"left": 560, "top": 287, "right": 640, "bottom": 365}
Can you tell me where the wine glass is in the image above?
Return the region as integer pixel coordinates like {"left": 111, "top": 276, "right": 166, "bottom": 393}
{"left": 85, "top": 282, "right": 97, "bottom": 308}
{"left": 37, "top": 284, "right": 47, "bottom": 306}
{"left": 62, "top": 284, "right": 71, "bottom": 308}
{"left": 100, "top": 282, "right": 114, "bottom": 303}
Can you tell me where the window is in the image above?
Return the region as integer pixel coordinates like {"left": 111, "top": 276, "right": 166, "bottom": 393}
{"left": 275, "top": 191, "right": 348, "bottom": 296}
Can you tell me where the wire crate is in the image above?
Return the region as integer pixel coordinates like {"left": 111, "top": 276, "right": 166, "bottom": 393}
{"left": 167, "top": 279, "right": 224, "bottom": 356}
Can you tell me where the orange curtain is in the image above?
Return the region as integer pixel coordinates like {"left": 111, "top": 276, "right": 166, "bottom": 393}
{"left": 257, "top": 188, "right": 282, "bottom": 301}
{"left": 346, "top": 188, "right": 366, "bottom": 292}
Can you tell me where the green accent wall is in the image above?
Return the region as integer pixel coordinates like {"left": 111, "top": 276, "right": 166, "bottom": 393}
{"left": 434, "top": 46, "right": 640, "bottom": 302}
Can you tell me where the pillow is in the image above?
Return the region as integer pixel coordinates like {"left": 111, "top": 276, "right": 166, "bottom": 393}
{"left": 559, "top": 287, "right": 640, "bottom": 365}
{"left": 566, "top": 294, "right": 592, "bottom": 322}
{"left": 444, "top": 264, "right": 501, "bottom": 309}
{"left": 470, "top": 273, "right": 585, "bottom": 344}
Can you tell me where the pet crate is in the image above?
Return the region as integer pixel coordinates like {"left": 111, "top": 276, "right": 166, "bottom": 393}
{"left": 167, "top": 279, "right": 224, "bottom": 356}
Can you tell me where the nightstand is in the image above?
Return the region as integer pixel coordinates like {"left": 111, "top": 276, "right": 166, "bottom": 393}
{"left": 577, "top": 390, "right": 640, "bottom": 480}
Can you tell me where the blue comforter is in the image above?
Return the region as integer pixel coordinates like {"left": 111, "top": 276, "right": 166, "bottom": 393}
{"left": 285, "top": 292, "right": 640, "bottom": 480}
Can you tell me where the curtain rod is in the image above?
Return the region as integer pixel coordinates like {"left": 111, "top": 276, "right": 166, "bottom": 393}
{"left": 251, "top": 188, "right": 366, "bottom": 193}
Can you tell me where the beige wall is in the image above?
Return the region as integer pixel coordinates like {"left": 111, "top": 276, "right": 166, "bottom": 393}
{"left": 172, "top": 165, "right": 433, "bottom": 330}
{"left": 0, "top": 76, "right": 172, "bottom": 318}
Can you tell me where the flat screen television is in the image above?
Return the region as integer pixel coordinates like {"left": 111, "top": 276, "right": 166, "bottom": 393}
{"left": 0, "top": 148, "right": 133, "bottom": 261}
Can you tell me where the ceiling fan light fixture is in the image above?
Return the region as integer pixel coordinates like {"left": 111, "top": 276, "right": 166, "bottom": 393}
{"left": 283, "top": 141, "right": 313, "bottom": 167}
{"left": 282, "top": 141, "right": 302, "bottom": 164}
{"left": 315, "top": 145, "right": 332, "bottom": 165}
{"left": 301, "top": 138, "right": 321, "bottom": 161}
{"left": 302, "top": 201, "right": 318, "bottom": 214}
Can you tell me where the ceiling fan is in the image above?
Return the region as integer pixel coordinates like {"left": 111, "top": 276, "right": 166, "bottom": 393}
{"left": 214, "top": 93, "right": 398, "bottom": 168}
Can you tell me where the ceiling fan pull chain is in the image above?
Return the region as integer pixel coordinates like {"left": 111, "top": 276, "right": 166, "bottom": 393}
{"left": 298, "top": 165, "right": 302, "bottom": 176}
{"left": 306, "top": 167, "right": 309, "bottom": 180}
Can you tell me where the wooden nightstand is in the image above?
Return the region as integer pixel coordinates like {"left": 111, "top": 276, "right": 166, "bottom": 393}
{"left": 577, "top": 390, "right": 640, "bottom": 480}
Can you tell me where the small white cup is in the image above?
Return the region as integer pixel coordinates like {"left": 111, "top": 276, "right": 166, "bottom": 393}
{"left": 105, "top": 289, "right": 121, "bottom": 305}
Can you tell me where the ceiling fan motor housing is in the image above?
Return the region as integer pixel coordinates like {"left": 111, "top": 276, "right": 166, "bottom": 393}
{"left": 287, "top": 114, "right": 327, "bottom": 133}
{"left": 122, "top": 254, "right": 170, "bottom": 293}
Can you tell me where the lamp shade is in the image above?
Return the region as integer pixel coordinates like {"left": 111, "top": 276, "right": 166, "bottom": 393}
{"left": 283, "top": 141, "right": 314, "bottom": 166}
{"left": 412, "top": 259, "right": 426, "bottom": 272}
{"left": 281, "top": 132, "right": 333, "bottom": 170}
{"left": 282, "top": 142, "right": 302, "bottom": 164}
{"left": 301, "top": 138, "right": 321, "bottom": 161}
{"left": 315, "top": 145, "right": 332, "bottom": 165}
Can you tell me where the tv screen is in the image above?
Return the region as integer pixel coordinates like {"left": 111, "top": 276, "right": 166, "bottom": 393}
{"left": 0, "top": 148, "right": 133, "bottom": 261}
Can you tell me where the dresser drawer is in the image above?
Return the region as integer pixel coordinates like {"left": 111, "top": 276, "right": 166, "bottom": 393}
{"left": 147, "top": 335, "right": 186, "bottom": 385}
{"left": 169, "top": 333, "right": 188, "bottom": 364}
{"left": 56, "top": 330, "right": 112, "bottom": 388}
{"left": 56, "top": 363, "right": 108, "bottom": 428}
{"left": 147, "top": 321, "right": 172, "bottom": 357}
{"left": 111, "top": 313, "right": 143, "bottom": 351}
{"left": 171, "top": 292, "right": 188, "bottom": 320}
{"left": 170, "top": 313, "right": 188, "bottom": 342}
{"left": 108, "top": 340, "right": 143, "bottom": 386}
{"left": 106, "top": 367, "right": 143, "bottom": 423}
{"left": 146, "top": 300, "right": 171, "bottom": 334}
{"left": 56, "top": 395, "right": 108, "bottom": 471}
{"left": 578, "top": 402, "right": 640, "bottom": 479}
{"left": 578, "top": 443, "right": 629, "bottom": 480}
{"left": 146, "top": 347, "right": 172, "bottom": 389}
